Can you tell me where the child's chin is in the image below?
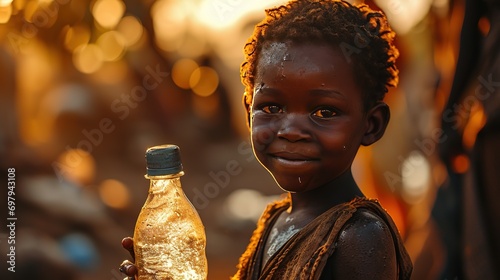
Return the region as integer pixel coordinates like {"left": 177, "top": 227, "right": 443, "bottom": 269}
{"left": 275, "top": 181, "right": 312, "bottom": 194}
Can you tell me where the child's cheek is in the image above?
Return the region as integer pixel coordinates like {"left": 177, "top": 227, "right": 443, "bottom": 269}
{"left": 251, "top": 117, "right": 277, "bottom": 154}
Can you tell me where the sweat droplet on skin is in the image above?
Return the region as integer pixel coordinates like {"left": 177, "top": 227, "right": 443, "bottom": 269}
{"left": 279, "top": 53, "right": 292, "bottom": 80}
{"left": 278, "top": 61, "right": 286, "bottom": 80}
{"left": 298, "top": 177, "right": 301, "bottom": 184}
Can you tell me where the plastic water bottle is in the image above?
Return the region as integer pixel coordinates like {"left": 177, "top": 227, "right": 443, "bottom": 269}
{"left": 133, "top": 144, "right": 208, "bottom": 279}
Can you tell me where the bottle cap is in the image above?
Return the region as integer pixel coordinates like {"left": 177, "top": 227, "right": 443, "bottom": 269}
{"left": 145, "top": 144, "right": 183, "bottom": 176}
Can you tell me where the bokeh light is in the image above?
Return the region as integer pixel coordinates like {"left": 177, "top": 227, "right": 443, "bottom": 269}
{"left": 172, "top": 58, "right": 199, "bottom": 90}
{"left": 23, "top": 0, "right": 39, "bottom": 22}
{"left": 55, "top": 149, "right": 96, "bottom": 186}
{"left": 374, "top": 0, "right": 436, "bottom": 35}
{"left": 151, "top": 0, "right": 188, "bottom": 52}
{"left": 116, "top": 15, "right": 144, "bottom": 48}
{"left": 223, "top": 189, "right": 268, "bottom": 221}
{"left": 463, "top": 102, "right": 486, "bottom": 149}
{"left": 12, "top": 0, "right": 24, "bottom": 10}
{"left": 452, "top": 154, "right": 470, "bottom": 174}
{"left": 196, "top": 0, "right": 284, "bottom": 29}
{"left": 92, "top": 0, "right": 125, "bottom": 29}
{"left": 0, "top": 0, "right": 13, "bottom": 7}
{"left": 63, "top": 25, "right": 91, "bottom": 52}
{"left": 72, "top": 44, "right": 104, "bottom": 74}
{"left": 96, "top": 31, "right": 126, "bottom": 61}
{"left": 401, "top": 151, "right": 430, "bottom": 204}
{"left": 98, "top": 179, "right": 131, "bottom": 209}
{"left": 0, "top": 3, "right": 12, "bottom": 23}
{"left": 190, "top": 66, "right": 219, "bottom": 97}
{"left": 177, "top": 34, "right": 208, "bottom": 58}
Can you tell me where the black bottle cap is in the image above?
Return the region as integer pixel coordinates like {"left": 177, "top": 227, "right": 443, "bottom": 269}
{"left": 145, "top": 145, "right": 183, "bottom": 176}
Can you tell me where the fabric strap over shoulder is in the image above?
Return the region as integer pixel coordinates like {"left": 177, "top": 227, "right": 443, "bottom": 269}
{"left": 232, "top": 196, "right": 413, "bottom": 280}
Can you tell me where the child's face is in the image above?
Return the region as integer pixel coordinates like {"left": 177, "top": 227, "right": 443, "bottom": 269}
{"left": 250, "top": 42, "right": 368, "bottom": 193}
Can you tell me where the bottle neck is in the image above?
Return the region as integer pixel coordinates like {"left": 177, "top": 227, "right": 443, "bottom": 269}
{"left": 145, "top": 171, "right": 184, "bottom": 180}
{"left": 146, "top": 171, "right": 184, "bottom": 193}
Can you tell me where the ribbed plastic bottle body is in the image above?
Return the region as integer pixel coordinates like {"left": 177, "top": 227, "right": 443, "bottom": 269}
{"left": 133, "top": 175, "right": 207, "bottom": 280}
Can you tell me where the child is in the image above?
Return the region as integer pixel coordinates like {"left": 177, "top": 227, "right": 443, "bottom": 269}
{"left": 120, "top": 0, "right": 413, "bottom": 279}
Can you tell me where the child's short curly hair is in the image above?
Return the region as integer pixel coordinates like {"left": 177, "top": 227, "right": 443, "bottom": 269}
{"left": 241, "top": 0, "right": 399, "bottom": 112}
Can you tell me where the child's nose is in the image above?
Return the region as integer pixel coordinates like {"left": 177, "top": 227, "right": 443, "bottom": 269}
{"left": 276, "top": 113, "right": 311, "bottom": 142}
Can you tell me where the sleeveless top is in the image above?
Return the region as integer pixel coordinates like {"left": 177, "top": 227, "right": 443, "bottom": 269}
{"left": 231, "top": 196, "right": 413, "bottom": 280}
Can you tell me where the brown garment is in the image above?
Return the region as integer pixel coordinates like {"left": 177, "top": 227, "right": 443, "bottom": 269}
{"left": 231, "top": 196, "right": 412, "bottom": 280}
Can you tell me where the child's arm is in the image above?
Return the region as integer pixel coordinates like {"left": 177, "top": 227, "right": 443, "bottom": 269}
{"left": 328, "top": 210, "right": 398, "bottom": 279}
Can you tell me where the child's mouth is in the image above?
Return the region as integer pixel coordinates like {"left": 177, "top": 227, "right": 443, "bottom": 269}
{"left": 271, "top": 151, "right": 317, "bottom": 161}
{"left": 270, "top": 152, "right": 318, "bottom": 168}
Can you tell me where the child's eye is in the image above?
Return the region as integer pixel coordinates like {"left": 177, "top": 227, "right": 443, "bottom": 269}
{"left": 312, "top": 108, "right": 337, "bottom": 118}
{"left": 262, "top": 105, "right": 283, "bottom": 114}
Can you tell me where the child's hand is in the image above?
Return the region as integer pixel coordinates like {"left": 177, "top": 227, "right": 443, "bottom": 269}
{"left": 119, "top": 237, "right": 138, "bottom": 279}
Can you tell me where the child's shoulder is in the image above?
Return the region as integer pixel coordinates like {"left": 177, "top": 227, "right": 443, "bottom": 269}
{"left": 328, "top": 207, "right": 398, "bottom": 278}
{"left": 343, "top": 207, "right": 393, "bottom": 234}
{"left": 340, "top": 205, "right": 398, "bottom": 253}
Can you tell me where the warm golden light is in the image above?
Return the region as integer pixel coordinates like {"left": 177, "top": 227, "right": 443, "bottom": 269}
{"left": 23, "top": 0, "right": 36, "bottom": 21}
{"left": 99, "top": 179, "right": 130, "bottom": 209}
{"left": 96, "top": 31, "right": 126, "bottom": 61}
{"left": 63, "top": 25, "right": 91, "bottom": 52}
{"left": 92, "top": 0, "right": 125, "bottom": 29}
{"left": 177, "top": 34, "right": 208, "bottom": 58}
{"left": 452, "top": 154, "right": 469, "bottom": 174}
{"left": 478, "top": 16, "right": 490, "bottom": 37}
{"left": 55, "top": 149, "right": 96, "bottom": 186}
{"left": 172, "top": 58, "right": 199, "bottom": 89}
{"left": 0, "top": 0, "right": 13, "bottom": 7}
{"left": 0, "top": 3, "right": 11, "bottom": 23}
{"left": 151, "top": 0, "right": 188, "bottom": 52}
{"left": 223, "top": 189, "right": 274, "bottom": 222}
{"left": 16, "top": 42, "right": 58, "bottom": 146}
{"left": 20, "top": 118, "right": 53, "bottom": 146}
{"left": 73, "top": 44, "right": 104, "bottom": 74}
{"left": 196, "top": 0, "right": 284, "bottom": 29}
{"left": 116, "top": 15, "right": 144, "bottom": 48}
{"left": 401, "top": 151, "right": 431, "bottom": 204}
{"left": 463, "top": 102, "right": 486, "bottom": 149}
{"left": 225, "top": 189, "right": 263, "bottom": 220}
{"left": 190, "top": 66, "right": 219, "bottom": 97}
{"left": 13, "top": 0, "right": 25, "bottom": 11}
{"left": 374, "top": 0, "right": 436, "bottom": 35}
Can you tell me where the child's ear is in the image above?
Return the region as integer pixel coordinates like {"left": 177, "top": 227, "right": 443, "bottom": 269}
{"left": 243, "top": 92, "right": 251, "bottom": 128}
{"left": 361, "top": 101, "right": 390, "bottom": 146}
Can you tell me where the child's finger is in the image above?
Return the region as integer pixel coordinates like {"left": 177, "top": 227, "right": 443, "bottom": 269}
{"left": 119, "top": 260, "right": 138, "bottom": 277}
{"left": 121, "top": 237, "right": 135, "bottom": 260}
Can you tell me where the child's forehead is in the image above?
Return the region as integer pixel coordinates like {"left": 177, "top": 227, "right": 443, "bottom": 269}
{"left": 259, "top": 41, "right": 340, "bottom": 60}
{"left": 261, "top": 41, "right": 289, "bottom": 56}
{"left": 253, "top": 41, "right": 361, "bottom": 96}
{"left": 256, "top": 41, "right": 346, "bottom": 71}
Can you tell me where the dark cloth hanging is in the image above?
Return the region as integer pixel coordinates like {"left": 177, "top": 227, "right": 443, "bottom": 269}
{"left": 436, "top": 0, "right": 500, "bottom": 279}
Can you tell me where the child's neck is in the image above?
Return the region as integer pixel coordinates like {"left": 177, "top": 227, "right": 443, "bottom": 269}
{"left": 288, "top": 169, "right": 363, "bottom": 215}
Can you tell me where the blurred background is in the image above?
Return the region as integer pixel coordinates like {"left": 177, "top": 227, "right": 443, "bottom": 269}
{"left": 0, "top": 0, "right": 491, "bottom": 279}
